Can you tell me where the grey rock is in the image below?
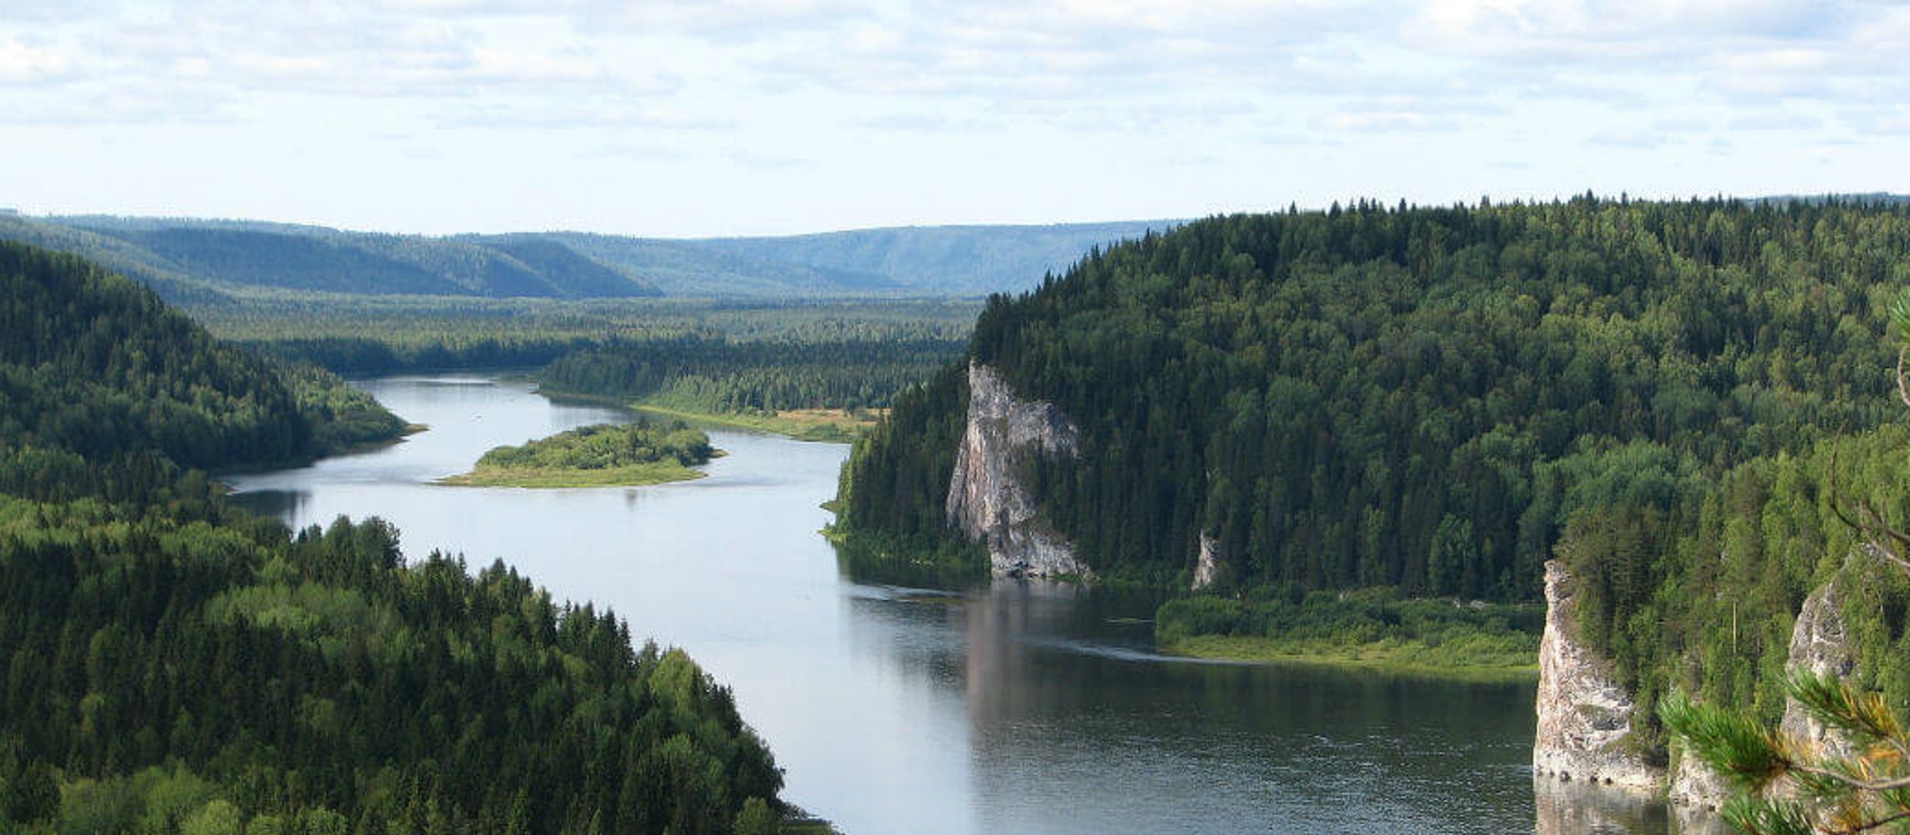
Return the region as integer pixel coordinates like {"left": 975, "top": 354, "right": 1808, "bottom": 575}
{"left": 946, "top": 363, "right": 1088, "bottom": 578}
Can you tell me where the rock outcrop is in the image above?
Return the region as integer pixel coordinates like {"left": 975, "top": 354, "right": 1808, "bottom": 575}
{"left": 1666, "top": 748, "right": 1730, "bottom": 812}
{"left": 1533, "top": 559, "right": 1663, "bottom": 792}
{"left": 1191, "top": 531, "right": 1222, "bottom": 591}
{"left": 946, "top": 363, "right": 1087, "bottom": 578}
{"left": 1779, "top": 575, "right": 1855, "bottom": 758}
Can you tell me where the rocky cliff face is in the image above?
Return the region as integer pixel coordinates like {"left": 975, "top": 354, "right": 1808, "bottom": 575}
{"left": 1191, "top": 532, "right": 1222, "bottom": 591}
{"left": 946, "top": 363, "right": 1088, "bottom": 577}
{"left": 1533, "top": 559, "right": 1663, "bottom": 792}
{"left": 1668, "top": 572, "right": 1856, "bottom": 813}
{"left": 1780, "top": 575, "right": 1855, "bottom": 758}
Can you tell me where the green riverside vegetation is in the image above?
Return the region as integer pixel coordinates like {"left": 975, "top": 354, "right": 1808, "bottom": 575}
{"left": 0, "top": 242, "right": 791, "bottom": 833}
{"left": 197, "top": 296, "right": 972, "bottom": 441}
{"left": 1155, "top": 589, "right": 1543, "bottom": 679}
{"left": 837, "top": 197, "right": 1910, "bottom": 699}
{"left": 442, "top": 421, "right": 716, "bottom": 488}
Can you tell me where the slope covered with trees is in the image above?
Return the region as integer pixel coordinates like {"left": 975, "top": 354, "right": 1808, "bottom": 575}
{"left": 0, "top": 242, "right": 788, "bottom": 833}
{"left": 839, "top": 198, "right": 1910, "bottom": 599}
{"left": 0, "top": 215, "right": 661, "bottom": 302}
{"left": 0, "top": 212, "right": 1170, "bottom": 302}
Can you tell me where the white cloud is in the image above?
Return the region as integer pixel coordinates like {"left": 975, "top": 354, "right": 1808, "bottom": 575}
{"left": 0, "top": 40, "right": 74, "bottom": 84}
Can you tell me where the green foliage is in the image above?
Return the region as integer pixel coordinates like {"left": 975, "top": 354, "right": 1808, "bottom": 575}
{"left": 0, "top": 505, "right": 785, "bottom": 835}
{"left": 830, "top": 363, "right": 976, "bottom": 574}
{"left": 478, "top": 421, "right": 713, "bottom": 471}
{"left": 0, "top": 241, "right": 406, "bottom": 479}
{"left": 0, "top": 241, "right": 312, "bottom": 471}
{"left": 0, "top": 241, "right": 792, "bottom": 834}
{"left": 1155, "top": 587, "right": 1542, "bottom": 674}
{"left": 276, "top": 363, "right": 412, "bottom": 453}
{"left": 1664, "top": 672, "right": 1910, "bottom": 835}
{"left": 445, "top": 421, "right": 715, "bottom": 487}
{"left": 842, "top": 198, "right": 1910, "bottom": 601}
{"left": 539, "top": 335, "right": 965, "bottom": 414}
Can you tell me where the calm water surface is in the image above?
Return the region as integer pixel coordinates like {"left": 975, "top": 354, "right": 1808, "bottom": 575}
{"left": 227, "top": 376, "right": 1695, "bottom": 835}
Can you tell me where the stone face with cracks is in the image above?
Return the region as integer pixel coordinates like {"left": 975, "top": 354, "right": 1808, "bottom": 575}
{"left": 945, "top": 363, "right": 1088, "bottom": 578}
{"left": 1533, "top": 559, "right": 1663, "bottom": 793}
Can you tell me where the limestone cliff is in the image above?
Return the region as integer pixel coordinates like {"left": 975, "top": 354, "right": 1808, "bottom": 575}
{"left": 945, "top": 363, "right": 1087, "bottom": 577}
{"left": 1533, "top": 559, "right": 1663, "bottom": 792}
{"left": 1779, "top": 575, "right": 1855, "bottom": 758}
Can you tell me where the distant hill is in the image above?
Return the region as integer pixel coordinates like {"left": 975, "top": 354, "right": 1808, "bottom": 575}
{"left": 0, "top": 214, "right": 662, "bottom": 303}
{"left": 694, "top": 221, "right": 1176, "bottom": 296}
{"left": 0, "top": 213, "right": 1180, "bottom": 302}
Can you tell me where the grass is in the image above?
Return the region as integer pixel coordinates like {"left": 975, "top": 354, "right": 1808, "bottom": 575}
{"left": 1158, "top": 633, "right": 1539, "bottom": 683}
{"left": 629, "top": 403, "right": 882, "bottom": 442}
{"left": 437, "top": 460, "right": 706, "bottom": 488}
{"left": 1153, "top": 588, "right": 1543, "bottom": 682}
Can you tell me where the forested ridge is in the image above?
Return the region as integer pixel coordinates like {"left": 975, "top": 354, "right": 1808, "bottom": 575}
{"left": 840, "top": 197, "right": 1910, "bottom": 596}
{"left": 0, "top": 243, "right": 788, "bottom": 833}
{"left": 0, "top": 215, "right": 661, "bottom": 302}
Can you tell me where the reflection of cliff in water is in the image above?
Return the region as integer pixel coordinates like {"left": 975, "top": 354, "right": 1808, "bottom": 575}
{"left": 1533, "top": 776, "right": 1726, "bottom": 835}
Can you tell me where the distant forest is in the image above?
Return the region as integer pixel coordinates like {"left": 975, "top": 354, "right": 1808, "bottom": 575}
{"left": 0, "top": 212, "right": 1172, "bottom": 302}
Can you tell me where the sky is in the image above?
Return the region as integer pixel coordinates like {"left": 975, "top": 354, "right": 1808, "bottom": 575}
{"left": 0, "top": 0, "right": 1905, "bottom": 237}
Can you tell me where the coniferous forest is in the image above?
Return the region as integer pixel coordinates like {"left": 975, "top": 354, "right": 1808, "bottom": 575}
{"left": 0, "top": 242, "right": 785, "bottom": 833}
{"left": 837, "top": 197, "right": 1910, "bottom": 752}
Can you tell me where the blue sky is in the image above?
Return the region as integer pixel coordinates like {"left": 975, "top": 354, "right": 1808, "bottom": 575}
{"left": 1, "top": 0, "right": 1904, "bottom": 236}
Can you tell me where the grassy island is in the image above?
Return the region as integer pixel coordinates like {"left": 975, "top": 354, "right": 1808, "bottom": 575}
{"left": 441, "top": 420, "right": 716, "bottom": 487}
{"left": 1155, "top": 588, "right": 1543, "bottom": 681}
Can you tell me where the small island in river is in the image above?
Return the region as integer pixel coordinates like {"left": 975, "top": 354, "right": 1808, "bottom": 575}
{"left": 440, "top": 420, "right": 717, "bottom": 487}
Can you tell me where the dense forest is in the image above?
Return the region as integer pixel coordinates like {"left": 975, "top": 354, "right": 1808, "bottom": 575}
{"left": 842, "top": 197, "right": 1910, "bottom": 594}
{"left": 0, "top": 243, "right": 788, "bottom": 833}
{"left": 838, "top": 195, "right": 1910, "bottom": 755}
{"left": 0, "top": 241, "right": 406, "bottom": 478}
{"left": 538, "top": 336, "right": 965, "bottom": 414}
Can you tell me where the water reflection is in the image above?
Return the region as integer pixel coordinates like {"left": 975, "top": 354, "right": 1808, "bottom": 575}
{"left": 223, "top": 376, "right": 1722, "bottom": 834}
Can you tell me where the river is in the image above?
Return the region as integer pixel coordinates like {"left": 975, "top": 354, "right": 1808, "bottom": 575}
{"left": 227, "top": 375, "right": 1694, "bottom": 834}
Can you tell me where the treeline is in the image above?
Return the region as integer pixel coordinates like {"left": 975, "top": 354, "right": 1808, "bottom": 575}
{"left": 204, "top": 299, "right": 977, "bottom": 411}
{"left": 840, "top": 197, "right": 1910, "bottom": 596}
{"left": 0, "top": 242, "right": 789, "bottom": 833}
{"left": 539, "top": 335, "right": 966, "bottom": 413}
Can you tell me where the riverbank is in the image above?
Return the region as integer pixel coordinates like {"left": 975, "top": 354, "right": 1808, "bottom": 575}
{"left": 1154, "top": 589, "right": 1543, "bottom": 682}
{"left": 1158, "top": 633, "right": 1538, "bottom": 682}
{"left": 631, "top": 403, "right": 879, "bottom": 443}
{"left": 439, "top": 460, "right": 708, "bottom": 488}
{"left": 538, "top": 386, "right": 879, "bottom": 442}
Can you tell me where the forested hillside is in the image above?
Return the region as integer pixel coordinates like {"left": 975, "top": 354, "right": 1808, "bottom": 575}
{"left": 839, "top": 198, "right": 1910, "bottom": 601}
{"left": 0, "top": 243, "right": 787, "bottom": 833}
{"left": 0, "top": 215, "right": 660, "bottom": 302}
{"left": 0, "top": 212, "right": 1171, "bottom": 302}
